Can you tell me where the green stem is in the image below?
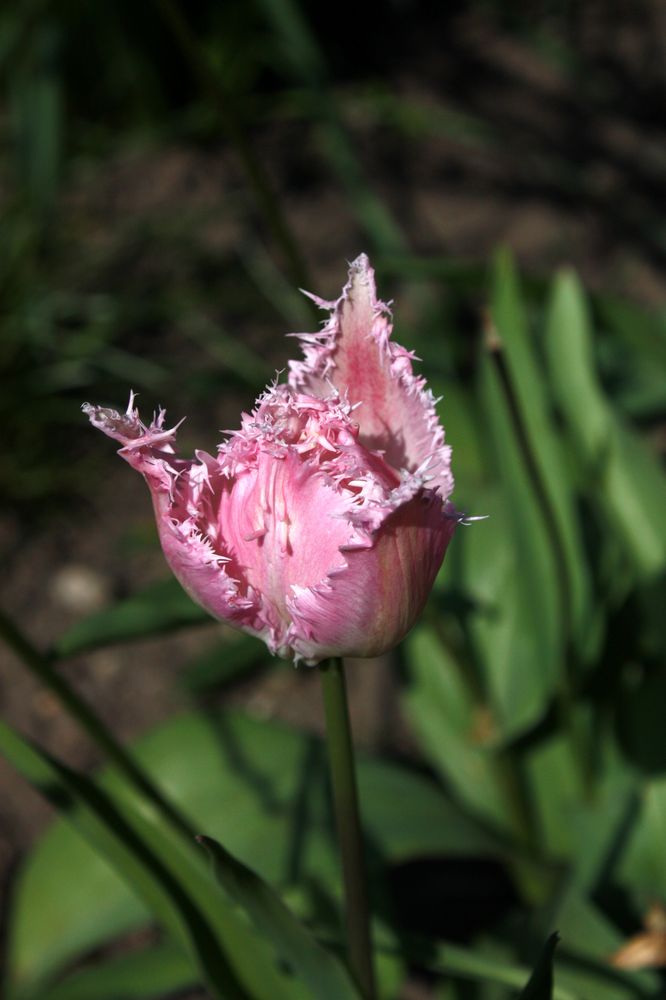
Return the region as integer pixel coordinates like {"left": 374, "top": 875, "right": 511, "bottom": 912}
{"left": 0, "top": 607, "right": 195, "bottom": 840}
{"left": 320, "top": 657, "right": 375, "bottom": 1000}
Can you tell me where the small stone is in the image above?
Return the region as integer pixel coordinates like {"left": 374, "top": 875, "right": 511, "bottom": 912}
{"left": 50, "top": 565, "right": 110, "bottom": 614}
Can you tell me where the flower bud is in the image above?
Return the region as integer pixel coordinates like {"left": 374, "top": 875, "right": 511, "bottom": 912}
{"left": 84, "top": 255, "right": 457, "bottom": 664}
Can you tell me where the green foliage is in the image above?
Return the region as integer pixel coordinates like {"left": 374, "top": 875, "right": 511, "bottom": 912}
{"left": 197, "top": 834, "right": 360, "bottom": 999}
{"left": 6, "top": 710, "right": 501, "bottom": 998}
{"left": 402, "top": 251, "right": 666, "bottom": 997}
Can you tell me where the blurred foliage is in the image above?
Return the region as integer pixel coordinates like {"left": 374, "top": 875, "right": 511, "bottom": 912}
{"left": 2, "top": 0, "right": 666, "bottom": 998}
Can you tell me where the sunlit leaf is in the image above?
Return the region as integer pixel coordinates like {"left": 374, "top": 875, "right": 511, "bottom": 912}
{"left": 491, "top": 249, "right": 592, "bottom": 657}
{"left": 545, "top": 270, "right": 666, "bottom": 581}
{"left": 453, "top": 469, "right": 558, "bottom": 739}
{"left": 618, "top": 776, "right": 666, "bottom": 899}
{"left": 405, "top": 623, "right": 516, "bottom": 836}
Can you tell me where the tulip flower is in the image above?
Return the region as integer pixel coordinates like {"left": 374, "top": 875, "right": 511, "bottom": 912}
{"left": 84, "top": 254, "right": 456, "bottom": 664}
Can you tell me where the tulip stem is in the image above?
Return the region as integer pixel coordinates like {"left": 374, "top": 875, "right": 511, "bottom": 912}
{"left": 320, "top": 657, "right": 376, "bottom": 1000}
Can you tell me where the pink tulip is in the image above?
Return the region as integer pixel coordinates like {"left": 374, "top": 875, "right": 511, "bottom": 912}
{"left": 84, "top": 255, "right": 457, "bottom": 664}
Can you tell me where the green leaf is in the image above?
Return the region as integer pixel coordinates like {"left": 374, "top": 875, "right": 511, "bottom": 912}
{"left": 11, "top": 22, "right": 63, "bottom": 213}
{"left": 453, "top": 481, "right": 558, "bottom": 739}
{"left": 102, "top": 770, "right": 306, "bottom": 1000}
{"left": 8, "top": 711, "right": 496, "bottom": 997}
{"left": 405, "top": 623, "right": 516, "bottom": 836}
{"left": 7, "top": 818, "right": 149, "bottom": 997}
{"left": 180, "top": 634, "right": 267, "bottom": 696}
{"left": 358, "top": 744, "right": 501, "bottom": 860}
{"left": 524, "top": 726, "right": 635, "bottom": 893}
{"left": 545, "top": 270, "right": 666, "bottom": 581}
{"left": 479, "top": 320, "right": 563, "bottom": 730}
{"left": 519, "top": 933, "right": 558, "bottom": 999}
{"left": 36, "top": 943, "right": 195, "bottom": 1000}
{"left": 1, "top": 720, "right": 315, "bottom": 1000}
{"left": 432, "top": 382, "right": 488, "bottom": 504}
{"left": 618, "top": 776, "right": 666, "bottom": 899}
{"left": 430, "top": 940, "right": 576, "bottom": 1000}
{"left": 491, "top": 249, "right": 592, "bottom": 656}
{"left": 595, "top": 295, "right": 666, "bottom": 373}
{"left": 198, "top": 835, "right": 361, "bottom": 999}
{"left": 553, "top": 891, "right": 658, "bottom": 999}
{"left": 53, "top": 578, "right": 209, "bottom": 658}
{"left": 0, "top": 722, "right": 242, "bottom": 1000}
{"left": 431, "top": 929, "right": 652, "bottom": 1000}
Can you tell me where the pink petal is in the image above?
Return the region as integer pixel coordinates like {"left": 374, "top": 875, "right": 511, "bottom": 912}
{"left": 288, "top": 254, "right": 453, "bottom": 498}
{"left": 84, "top": 255, "right": 459, "bottom": 665}
{"left": 81, "top": 397, "right": 263, "bottom": 638}
{"left": 287, "top": 495, "right": 458, "bottom": 662}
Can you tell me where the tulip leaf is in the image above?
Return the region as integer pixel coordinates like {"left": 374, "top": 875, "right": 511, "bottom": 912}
{"left": 452, "top": 481, "right": 558, "bottom": 740}
{"left": 618, "top": 775, "right": 666, "bottom": 898}
{"left": 545, "top": 270, "right": 666, "bottom": 581}
{"left": 34, "top": 943, "right": 196, "bottom": 1000}
{"left": 524, "top": 728, "right": 636, "bottom": 893}
{"left": 405, "top": 623, "right": 517, "bottom": 836}
{"left": 7, "top": 711, "right": 499, "bottom": 997}
{"left": 1, "top": 720, "right": 317, "bottom": 1000}
{"left": 52, "top": 578, "right": 210, "bottom": 658}
{"left": 0, "top": 722, "right": 243, "bottom": 1000}
{"left": 427, "top": 941, "right": 576, "bottom": 1000}
{"left": 595, "top": 294, "right": 666, "bottom": 374}
{"left": 197, "top": 835, "right": 361, "bottom": 999}
{"left": 518, "top": 933, "right": 559, "bottom": 999}
{"left": 551, "top": 890, "right": 657, "bottom": 998}
{"left": 491, "top": 248, "right": 592, "bottom": 657}
{"left": 180, "top": 634, "right": 267, "bottom": 695}
{"left": 432, "top": 935, "right": 649, "bottom": 1000}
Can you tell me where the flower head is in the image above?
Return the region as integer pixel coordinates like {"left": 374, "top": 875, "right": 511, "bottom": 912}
{"left": 84, "top": 254, "right": 457, "bottom": 664}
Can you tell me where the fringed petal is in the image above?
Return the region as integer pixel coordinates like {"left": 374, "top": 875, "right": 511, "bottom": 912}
{"left": 82, "top": 396, "right": 263, "bottom": 636}
{"left": 85, "top": 254, "right": 458, "bottom": 664}
{"left": 288, "top": 254, "right": 454, "bottom": 499}
{"left": 286, "top": 496, "right": 458, "bottom": 664}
